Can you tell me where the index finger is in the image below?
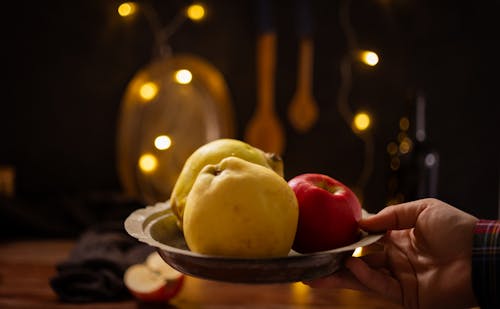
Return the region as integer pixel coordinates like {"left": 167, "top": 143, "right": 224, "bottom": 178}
{"left": 361, "top": 199, "right": 430, "bottom": 233}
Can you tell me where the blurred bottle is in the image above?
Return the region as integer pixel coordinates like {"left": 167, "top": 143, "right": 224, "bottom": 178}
{"left": 386, "top": 91, "right": 440, "bottom": 205}
{"left": 412, "top": 92, "right": 440, "bottom": 198}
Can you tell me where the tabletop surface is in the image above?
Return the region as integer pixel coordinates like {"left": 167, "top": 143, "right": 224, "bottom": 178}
{"left": 0, "top": 239, "right": 402, "bottom": 308}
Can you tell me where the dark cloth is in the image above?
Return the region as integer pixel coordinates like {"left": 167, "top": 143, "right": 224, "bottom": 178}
{"left": 0, "top": 191, "right": 146, "bottom": 239}
{"left": 471, "top": 219, "right": 500, "bottom": 309}
{"left": 50, "top": 222, "right": 155, "bottom": 303}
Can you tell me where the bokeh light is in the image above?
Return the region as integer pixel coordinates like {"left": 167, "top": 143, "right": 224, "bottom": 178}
{"left": 425, "top": 153, "right": 438, "bottom": 167}
{"left": 387, "top": 142, "right": 398, "bottom": 156}
{"left": 360, "top": 50, "right": 379, "bottom": 66}
{"left": 399, "top": 137, "right": 412, "bottom": 154}
{"left": 175, "top": 69, "right": 193, "bottom": 84}
{"left": 399, "top": 117, "right": 410, "bottom": 131}
{"left": 353, "top": 112, "right": 371, "bottom": 131}
{"left": 139, "top": 82, "right": 158, "bottom": 101}
{"left": 118, "top": 2, "right": 137, "bottom": 17}
{"left": 186, "top": 3, "right": 206, "bottom": 21}
{"left": 138, "top": 153, "right": 158, "bottom": 173}
{"left": 390, "top": 157, "right": 400, "bottom": 171}
{"left": 154, "top": 135, "right": 172, "bottom": 150}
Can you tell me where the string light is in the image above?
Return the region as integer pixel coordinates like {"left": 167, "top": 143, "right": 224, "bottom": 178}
{"left": 139, "top": 82, "right": 158, "bottom": 101}
{"left": 337, "top": 0, "right": 377, "bottom": 201}
{"left": 186, "top": 3, "right": 206, "bottom": 21}
{"left": 359, "top": 50, "right": 379, "bottom": 66}
{"left": 117, "top": 1, "right": 385, "bottom": 207}
{"left": 174, "top": 69, "right": 193, "bottom": 84}
{"left": 154, "top": 135, "right": 172, "bottom": 150}
{"left": 399, "top": 117, "right": 409, "bottom": 131}
{"left": 117, "top": 2, "right": 205, "bottom": 57}
{"left": 118, "top": 2, "right": 137, "bottom": 17}
{"left": 353, "top": 112, "right": 371, "bottom": 131}
{"left": 138, "top": 153, "right": 158, "bottom": 173}
{"left": 116, "top": 2, "right": 215, "bottom": 203}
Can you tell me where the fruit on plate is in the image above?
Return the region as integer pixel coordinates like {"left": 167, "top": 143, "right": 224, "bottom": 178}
{"left": 124, "top": 252, "right": 184, "bottom": 302}
{"left": 170, "top": 138, "right": 284, "bottom": 229}
{"left": 183, "top": 156, "right": 298, "bottom": 258}
{"left": 288, "top": 173, "right": 362, "bottom": 253}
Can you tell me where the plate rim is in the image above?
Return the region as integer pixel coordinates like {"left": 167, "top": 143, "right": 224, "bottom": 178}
{"left": 124, "top": 200, "right": 384, "bottom": 261}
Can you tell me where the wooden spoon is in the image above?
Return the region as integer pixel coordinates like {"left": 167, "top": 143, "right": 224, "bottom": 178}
{"left": 288, "top": 37, "right": 318, "bottom": 133}
{"left": 244, "top": 25, "right": 285, "bottom": 154}
{"left": 287, "top": 0, "right": 318, "bottom": 133}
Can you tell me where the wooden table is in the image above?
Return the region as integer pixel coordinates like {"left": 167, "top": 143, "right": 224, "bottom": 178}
{"left": 0, "top": 239, "right": 402, "bottom": 308}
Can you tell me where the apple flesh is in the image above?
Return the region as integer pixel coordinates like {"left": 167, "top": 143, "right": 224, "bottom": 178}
{"left": 288, "top": 173, "right": 362, "bottom": 253}
{"left": 124, "top": 252, "right": 184, "bottom": 302}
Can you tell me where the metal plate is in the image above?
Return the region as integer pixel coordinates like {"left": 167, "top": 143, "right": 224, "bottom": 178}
{"left": 124, "top": 201, "right": 383, "bottom": 284}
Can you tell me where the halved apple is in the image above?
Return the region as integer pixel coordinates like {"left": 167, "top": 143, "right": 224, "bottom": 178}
{"left": 124, "top": 252, "right": 184, "bottom": 302}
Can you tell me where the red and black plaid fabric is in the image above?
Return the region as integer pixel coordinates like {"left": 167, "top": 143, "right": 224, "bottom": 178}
{"left": 472, "top": 219, "right": 499, "bottom": 309}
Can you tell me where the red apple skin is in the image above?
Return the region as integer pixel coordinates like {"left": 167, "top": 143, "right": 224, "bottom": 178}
{"left": 288, "top": 173, "right": 362, "bottom": 253}
{"left": 128, "top": 276, "right": 184, "bottom": 302}
{"left": 129, "top": 284, "right": 167, "bottom": 303}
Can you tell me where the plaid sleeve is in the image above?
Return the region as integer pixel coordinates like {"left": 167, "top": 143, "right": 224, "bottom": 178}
{"left": 471, "top": 219, "right": 499, "bottom": 309}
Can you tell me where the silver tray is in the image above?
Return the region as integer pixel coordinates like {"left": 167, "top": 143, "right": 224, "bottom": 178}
{"left": 124, "top": 201, "right": 383, "bottom": 284}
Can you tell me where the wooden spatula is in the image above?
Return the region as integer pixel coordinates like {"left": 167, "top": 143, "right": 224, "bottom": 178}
{"left": 287, "top": 0, "right": 318, "bottom": 133}
{"left": 244, "top": 1, "right": 285, "bottom": 154}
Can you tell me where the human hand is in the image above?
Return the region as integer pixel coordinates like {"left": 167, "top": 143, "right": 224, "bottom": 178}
{"left": 304, "top": 198, "right": 479, "bottom": 309}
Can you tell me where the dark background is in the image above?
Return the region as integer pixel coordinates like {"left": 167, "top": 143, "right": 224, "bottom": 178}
{"left": 2, "top": 0, "right": 499, "bottom": 237}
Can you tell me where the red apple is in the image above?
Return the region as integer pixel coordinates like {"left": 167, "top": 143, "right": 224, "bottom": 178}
{"left": 124, "top": 252, "right": 184, "bottom": 302}
{"left": 288, "top": 173, "right": 362, "bottom": 253}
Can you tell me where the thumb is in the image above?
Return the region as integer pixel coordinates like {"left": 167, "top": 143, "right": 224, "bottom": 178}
{"left": 360, "top": 199, "right": 430, "bottom": 233}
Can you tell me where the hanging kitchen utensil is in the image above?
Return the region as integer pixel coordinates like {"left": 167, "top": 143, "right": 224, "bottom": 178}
{"left": 116, "top": 54, "right": 235, "bottom": 204}
{"left": 244, "top": 0, "right": 285, "bottom": 155}
{"left": 287, "top": 0, "right": 318, "bottom": 133}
